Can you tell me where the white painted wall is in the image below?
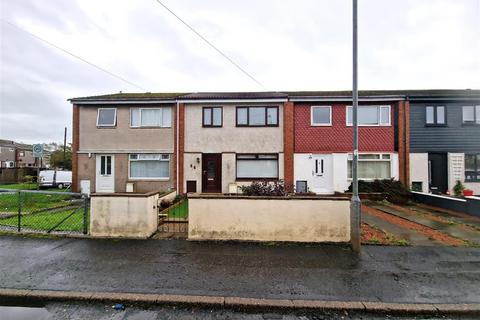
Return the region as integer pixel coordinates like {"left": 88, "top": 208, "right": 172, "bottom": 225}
{"left": 332, "top": 153, "right": 349, "bottom": 192}
{"left": 189, "top": 197, "right": 350, "bottom": 242}
{"left": 410, "top": 153, "right": 429, "bottom": 193}
{"left": 294, "top": 154, "right": 334, "bottom": 194}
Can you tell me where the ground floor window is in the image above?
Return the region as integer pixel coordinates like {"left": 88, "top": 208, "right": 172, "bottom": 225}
{"left": 129, "top": 154, "right": 170, "bottom": 179}
{"left": 236, "top": 154, "right": 278, "bottom": 179}
{"left": 348, "top": 154, "right": 391, "bottom": 179}
{"left": 465, "top": 154, "right": 480, "bottom": 182}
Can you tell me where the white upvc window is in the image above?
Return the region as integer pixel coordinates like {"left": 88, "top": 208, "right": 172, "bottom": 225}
{"left": 348, "top": 153, "right": 392, "bottom": 180}
{"left": 96, "top": 108, "right": 117, "bottom": 127}
{"left": 346, "top": 105, "right": 391, "bottom": 126}
{"left": 462, "top": 105, "right": 480, "bottom": 124}
{"left": 130, "top": 107, "right": 172, "bottom": 128}
{"left": 311, "top": 106, "right": 332, "bottom": 126}
{"left": 236, "top": 154, "right": 279, "bottom": 179}
{"left": 129, "top": 154, "right": 170, "bottom": 179}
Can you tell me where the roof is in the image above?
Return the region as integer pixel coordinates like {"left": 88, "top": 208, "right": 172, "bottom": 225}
{"left": 69, "top": 89, "right": 480, "bottom": 103}
{"left": 178, "top": 92, "right": 288, "bottom": 100}
{"left": 0, "top": 139, "right": 16, "bottom": 147}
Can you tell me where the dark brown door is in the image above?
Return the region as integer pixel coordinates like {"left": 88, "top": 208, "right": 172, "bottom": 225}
{"left": 202, "top": 153, "right": 222, "bottom": 193}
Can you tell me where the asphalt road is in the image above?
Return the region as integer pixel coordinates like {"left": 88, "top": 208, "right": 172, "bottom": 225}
{"left": 0, "top": 236, "right": 479, "bottom": 304}
{"left": 2, "top": 302, "right": 478, "bottom": 320}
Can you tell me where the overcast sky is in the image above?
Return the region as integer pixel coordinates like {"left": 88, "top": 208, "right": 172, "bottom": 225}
{"left": 1, "top": 0, "right": 479, "bottom": 144}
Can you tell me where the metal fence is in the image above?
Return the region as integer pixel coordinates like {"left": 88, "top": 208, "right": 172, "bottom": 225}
{"left": 0, "top": 189, "right": 89, "bottom": 235}
{"left": 158, "top": 197, "right": 188, "bottom": 234}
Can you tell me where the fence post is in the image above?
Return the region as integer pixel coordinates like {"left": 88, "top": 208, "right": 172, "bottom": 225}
{"left": 83, "top": 196, "right": 88, "bottom": 235}
{"left": 17, "top": 191, "right": 22, "bottom": 232}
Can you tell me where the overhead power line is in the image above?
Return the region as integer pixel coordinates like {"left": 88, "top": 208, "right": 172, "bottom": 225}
{"left": 153, "top": 0, "right": 265, "bottom": 89}
{"left": 1, "top": 20, "right": 147, "bottom": 91}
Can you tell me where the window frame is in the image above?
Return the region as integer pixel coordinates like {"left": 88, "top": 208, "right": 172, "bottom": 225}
{"left": 347, "top": 153, "right": 393, "bottom": 180}
{"left": 465, "top": 153, "right": 480, "bottom": 182}
{"left": 130, "top": 107, "right": 172, "bottom": 128}
{"left": 425, "top": 105, "right": 447, "bottom": 126}
{"left": 128, "top": 153, "right": 170, "bottom": 180}
{"left": 202, "top": 107, "right": 223, "bottom": 127}
{"left": 235, "top": 153, "right": 279, "bottom": 180}
{"left": 235, "top": 106, "right": 279, "bottom": 127}
{"left": 96, "top": 108, "right": 117, "bottom": 127}
{"left": 311, "top": 106, "right": 332, "bottom": 126}
{"left": 346, "top": 105, "right": 391, "bottom": 126}
{"left": 462, "top": 105, "right": 480, "bottom": 125}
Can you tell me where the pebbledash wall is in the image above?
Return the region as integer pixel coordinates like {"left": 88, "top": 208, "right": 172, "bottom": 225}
{"left": 293, "top": 100, "right": 403, "bottom": 194}
{"left": 181, "top": 102, "right": 285, "bottom": 193}
{"left": 73, "top": 104, "right": 176, "bottom": 194}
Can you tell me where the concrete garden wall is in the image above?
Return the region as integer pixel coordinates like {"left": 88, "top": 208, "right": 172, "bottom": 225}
{"left": 188, "top": 195, "right": 350, "bottom": 243}
{"left": 90, "top": 190, "right": 176, "bottom": 238}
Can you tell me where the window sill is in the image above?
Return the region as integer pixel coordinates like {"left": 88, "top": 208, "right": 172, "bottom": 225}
{"left": 461, "top": 123, "right": 480, "bottom": 127}
{"left": 346, "top": 124, "right": 391, "bottom": 127}
{"left": 202, "top": 125, "right": 223, "bottom": 128}
{"left": 129, "top": 126, "right": 172, "bottom": 129}
{"left": 96, "top": 126, "right": 117, "bottom": 129}
{"left": 236, "top": 178, "right": 279, "bottom": 181}
{"left": 311, "top": 124, "right": 332, "bottom": 127}
{"left": 235, "top": 125, "right": 279, "bottom": 128}
{"left": 128, "top": 178, "right": 170, "bottom": 181}
{"left": 424, "top": 124, "right": 447, "bottom": 127}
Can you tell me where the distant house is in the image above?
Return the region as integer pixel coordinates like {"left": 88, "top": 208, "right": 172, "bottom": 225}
{"left": 408, "top": 90, "right": 480, "bottom": 195}
{"left": 0, "top": 139, "right": 16, "bottom": 168}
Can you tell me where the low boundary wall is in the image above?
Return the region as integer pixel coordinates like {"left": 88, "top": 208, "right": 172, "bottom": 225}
{"left": 412, "top": 192, "right": 480, "bottom": 217}
{"left": 90, "top": 190, "right": 176, "bottom": 238}
{"left": 188, "top": 195, "right": 350, "bottom": 243}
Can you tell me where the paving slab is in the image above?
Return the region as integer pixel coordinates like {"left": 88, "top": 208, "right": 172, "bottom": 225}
{"left": 373, "top": 205, "right": 480, "bottom": 244}
{"left": 410, "top": 205, "right": 480, "bottom": 230}
{"left": 362, "top": 211, "right": 440, "bottom": 246}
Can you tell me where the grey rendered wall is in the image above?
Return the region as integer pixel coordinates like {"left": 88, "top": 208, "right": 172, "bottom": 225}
{"left": 410, "top": 101, "right": 480, "bottom": 153}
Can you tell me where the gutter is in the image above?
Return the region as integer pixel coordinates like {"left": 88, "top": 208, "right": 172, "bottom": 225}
{"left": 176, "top": 98, "right": 288, "bottom": 104}
{"left": 68, "top": 100, "right": 176, "bottom": 105}
{"left": 289, "top": 95, "right": 406, "bottom": 102}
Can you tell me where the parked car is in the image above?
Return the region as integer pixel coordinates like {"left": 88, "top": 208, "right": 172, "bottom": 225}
{"left": 39, "top": 170, "right": 72, "bottom": 189}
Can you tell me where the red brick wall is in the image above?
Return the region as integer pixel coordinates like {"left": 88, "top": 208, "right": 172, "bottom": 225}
{"left": 283, "top": 102, "right": 294, "bottom": 187}
{"left": 294, "top": 103, "right": 395, "bottom": 153}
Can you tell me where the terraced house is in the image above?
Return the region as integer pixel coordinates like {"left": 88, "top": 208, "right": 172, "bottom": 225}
{"left": 408, "top": 90, "right": 480, "bottom": 195}
{"left": 70, "top": 89, "right": 478, "bottom": 196}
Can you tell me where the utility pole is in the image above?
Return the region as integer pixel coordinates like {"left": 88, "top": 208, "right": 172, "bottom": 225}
{"left": 350, "top": 0, "right": 361, "bottom": 252}
{"left": 63, "top": 127, "right": 67, "bottom": 170}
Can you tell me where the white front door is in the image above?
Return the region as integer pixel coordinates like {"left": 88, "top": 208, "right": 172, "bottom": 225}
{"left": 96, "top": 155, "right": 115, "bottom": 193}
{"left": 310, "top": 155, "right": 333, "bottom": 194}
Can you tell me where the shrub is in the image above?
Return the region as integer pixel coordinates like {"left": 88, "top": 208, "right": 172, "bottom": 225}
{"left": 23, "top": 175, "right": 34, "bottom": 184}
{"left": 453, "top": 180, "right": 465, "bottom": 197}
{"left": 239, "top": 180, "right": 288, "bottom": 196}
{"left": 347, "top": 179, "right": 410, "bottom": 204}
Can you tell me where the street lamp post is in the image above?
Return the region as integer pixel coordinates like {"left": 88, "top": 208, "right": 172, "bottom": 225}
{"left": 351, "top": 0, "right": 361, "bottom": 252}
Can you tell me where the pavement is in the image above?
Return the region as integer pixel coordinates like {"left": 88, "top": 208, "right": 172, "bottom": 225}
{"left": 1, "top": 235, "right": 480, "bottom": 314}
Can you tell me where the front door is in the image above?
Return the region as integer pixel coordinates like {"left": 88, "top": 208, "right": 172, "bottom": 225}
{"left": 96, "top": 154, "right": 115, "bottom": 193}
{"left": 202, "top": 153, "right": 222, "bottom": 193}
{"left": 428, "top": 153, "right": 447, "bottom": 194}
{"left": 310, "top": 155, "right": 333, "bottom": 194}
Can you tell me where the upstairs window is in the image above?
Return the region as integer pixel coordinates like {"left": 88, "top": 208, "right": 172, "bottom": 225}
{"left": 346, "top": 105, "right": 390, "bottom": 126}
{"left": 130, "top": 107, "right": 171, "bottom": 128}
{"left": 425, "top": 106, "right": 446, "bottom": 125}
{"left": 203, "top": 107, "right": 223, "bottom": 127}
{"left": 97, "top": 108, "right": 117, "bottom": 127}
{"left": 236, "top": 106, "right": 278, "bottom": 127}
{"left": 311, "top": 106, "right": 332, "bottom": 126}
{"left": 462, "top": 106, "right": 480, "bottom": 124}
{"left": 465, "top": 154, "right": 480, "bottom": 182}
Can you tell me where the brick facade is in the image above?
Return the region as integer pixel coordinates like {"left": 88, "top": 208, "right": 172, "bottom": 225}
{"left": 294, "top": 103, "right": 395, "bottom": 153}
{"left": 283, "top": 101, "right": 294, "bottom": 187}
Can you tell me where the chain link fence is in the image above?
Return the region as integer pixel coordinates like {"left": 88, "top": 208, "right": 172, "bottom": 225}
{"left": 0, "top": 189, "right": 89, "bottom": 235}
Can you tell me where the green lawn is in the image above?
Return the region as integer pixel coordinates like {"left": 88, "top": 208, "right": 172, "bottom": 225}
{"left": 0, "top": 183, "right": 71, "bottom": 192}
{"left": 0, "top": 192, "right": 73, "bottom": 213}
{"left": 0, "top": 207, "right": 87, "bottom": 232}
{"left": 166, "top": 200, "right": 188, "bottom": 220}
